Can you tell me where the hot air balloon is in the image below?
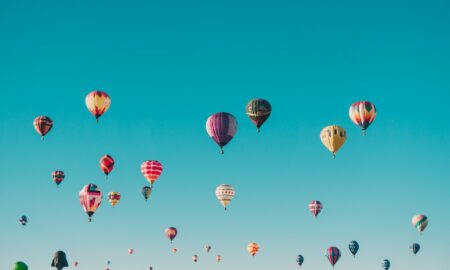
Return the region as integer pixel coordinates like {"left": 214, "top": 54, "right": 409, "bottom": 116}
{"left": 108, "top": 192, "right": 121, "bottom": 207}
{"left": 52, "top": 171, "right": 65, "bottom": 188}
{"left": 349, "top": 101, "right": 377, "bottom": 135}
{"left": 410, "top": 243, "right": 420, "bottom": 255}
{"left": 412, "top": 215, "right": 428, "bottom": 234}
{"left": 320, "top": 125, "right": 346, "bottom": 158}
{"left": 349, "top": 241, "right": 359, "bottom": 258}
{"left": 33, "top": 116, "right": 53, "bottom": 140}
{"left": 51, "top": 251, "right": 69, "bottom": 270}
{"left": 247, "top": 243, "right": 259, "bottom": 257}
{"left": 165, "top": 227, "right": 178, "bottom": 243}
{"left": 141, "top": 186, "right": 152, "bottom": 201}
{"left": 74, "top": 262, "right": 78, "bottom": 267}
{"left": 325, "top": 247, "right": 341, "bottom": 269}
{"left": 128, "top": 249, "right": 134, "bottom": 255}
{"left": 79, "top": 184, "right": 102, "bottom": 222}
{"left": 172, "top": 248, "right": 178, "bottom": 254}
{"left": 216, "top": 184, "right": 235, "bottom": 210}
{"left": 19, "top": 216, "right": 27, "bottom": 226}
{"left": 382, "top": 259, "right": 390, "bottom": 270}
{"left": 100, "top": 155, "right": 114, "bottom": 179}
{"left": 206, "top": 112, "right": 238, "bottom": 154}
{"left": 216, "top": 255, "right": 222, "bottom": 262}
{"left": 13, "top": 262, "right": 28, "bottom": 270}
{"left": 246, "top": 98, "right": 272, "bottom": 132}
{"left": 107, "top": 260, "right": 111, "bottom": 266}
{"left": 205, "top": 245, "right": 211, "bottom": 253}
{"left": 85, "top": 91, "right": 111, "bottom": 123}
{"left": 192, "top": 255, "right": 198, "bottom": 263}
{"left": 141, "top": 160, "right": 163, "bottom": 186}
{"left": 308, "top": 200, "right": 323, "bottom": 218}
{"left": 296, "top": 255, "right": 304, "bottom": 267}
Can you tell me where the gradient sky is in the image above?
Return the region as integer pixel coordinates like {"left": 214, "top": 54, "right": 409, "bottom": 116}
{"left": 0, "top": 0, "right": 449, "bottom": 269}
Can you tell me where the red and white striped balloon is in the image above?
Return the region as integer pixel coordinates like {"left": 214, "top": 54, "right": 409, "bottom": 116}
{"left": 308, "top": 200, "right": 323, "bottom": 218}
{"left": 141, "top": 160, "right": 163, "bottom": 186}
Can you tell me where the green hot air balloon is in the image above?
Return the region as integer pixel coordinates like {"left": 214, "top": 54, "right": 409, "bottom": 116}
{"left": 13, "top": 262, "right": 28, "bottom": 270}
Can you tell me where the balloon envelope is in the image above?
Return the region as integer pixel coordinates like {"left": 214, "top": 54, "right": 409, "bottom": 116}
{"left": 412, "top": 215, "right": 428, "bottom": 233}
{"left": 13, "top": 262, "right": 28, "bottom": 270}
{"left": 52, "top": 171, "right": 65, "bottom": 187}
{"left": 33, "top": 116, "right": 53, "bottom": 139}
{"left": 349, "top": 101, "right": 377, "bottom": 134}
{"left": 296, "top": 255, "right": 304, "bottom": 266}
{"left": 382, "top": 259, "right": 390, "bottom": 270}
{"left": 349, "top": 241, "right": 359, "bottom": 257}
{"left": 410, "top": 243, "right": 420, "bottom": 255}
{"left": 246, "top": 98, "right": 272, "bottom": 131}
{"left": 247, "top": 243, "right": 259, "bottom": 256}
{"left": 308, "top": 200, "right": 323, "bottom": 217}
{"left": 326, "top": 247, "right": 341, "bottom": 268}
{"left": 141, "top": 160, "right": 163, "bottom": 186}
{"left": 108, "top": 192, "right": 121, "bottom": 207}
{"left": 320, "top": 126, "right": 346, "bottom": 157}
{"left": 51, "top": 250, "right": 69, "bottom": 270}
{"left": 215, "top": 184, "right": 235, "bottom": 210}
{"left": 100, "top": 155, "right": 114, "bottom": 176}
{"left": 206, "top": 112, "right": 238, "bottom": 153}
{"left": 85, "top": 91, "right": 111, "bottom": 122}
{"left": 79, "top": 184, "right": 102, "bottom": 222}
{"left": 165, "top": 227, "right": 178, "bottom": 242}
{"left": 141, "top": 186, "right": 153, "bottom": 201}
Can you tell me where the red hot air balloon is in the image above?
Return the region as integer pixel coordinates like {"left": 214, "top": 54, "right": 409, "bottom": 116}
{"left": 100, "top": 155, "right": 114, "bottom": 179}
{"left": 206, "top": 112, "right": 238, "bottom": 154}
{"left": 326, "top": 247, "right": 341, "bottom": 269}
{"left": 141, "top": 160, "right": 163, "bottom": 186}
{"left": 33, "top": 116, "right": 53, "bottom": 140}
{"left": 128, "top": 249, "right": 134, "bottom": 255}
{"left": 79, "top": 184, "right": 102, "bottom": 222}
{"left": 165, "top": 227, "right": 178, "bottom": 243}
{"left": 52, "top": 171, "right": 65, "bottom": 188}
{"left": 309, "top": 200, "right": 323, "bottom": 218}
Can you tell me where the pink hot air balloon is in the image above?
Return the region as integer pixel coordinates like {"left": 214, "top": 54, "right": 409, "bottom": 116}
{"left": 141, "top": 160, "right": 163, "bottom": 186}
{"left": 128, "top": 249, "right": 134, "bottom": 255}
{"left": 206, "top": 112, "right": 238, "bottom": 154}
{"left": 79, "top": 184, "right": 102, "bottom": 222}
{"left": 165, "top": 227, "right": 178, "bottom": 243}
{"left": 309, "top": 200, "right": 323, "bottom": 218}
{"left": 74, "top": 261, "right": 78, "bottom": 267}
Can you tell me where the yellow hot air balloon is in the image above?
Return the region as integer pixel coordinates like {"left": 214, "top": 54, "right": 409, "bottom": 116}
{"left": 85, "top": 91, "right": 111, "bottom": 123}
{"left": 247, "top": 243, "right": 259, "bottom": 256}
{"left": 320, "top": 125, "right": 347, "bottom": 158}
{"left": 108, "top": 192, "right": 121, "bottom": 207}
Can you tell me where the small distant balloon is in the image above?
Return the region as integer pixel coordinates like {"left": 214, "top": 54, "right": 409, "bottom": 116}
{"left": 320, "top": 125, "right": 346, "bottom": 158}
{"left": 296, "top": 255, "right": 304, "bottom": 267}
{"left": 206, "top": 112, "right": 238, "bottom": 154}
{"left": 349, "top": 241, "right": 359, "bottom": 258}
{"left": 216, "top": 255, "right": 222, "bottom": 262}
{"left": 205, "top": 245, "right": 211, "bottom": 253}
{"left": 141, "top": 160, "right": 163, "bottom": 186}
{"left": 74, "top": 262, "right": 78, "bottom": 267}
{"left": 412, "top": 215, "right": 428, "bottom": 233}
{"left": 19, "top": 216, "right": 27, "bottom": 226}
{"left": 141, "top": 186, "right": 152, "bottom": 201}
{"left": 216, "top": 184, "right": 235, "bottom": 210}
{"left": 247, "top": 243, "right": 259, "bottom": 256}
{"left": 128, "top": 249, "right": 134, "bottom": 255}
{"left": 108, "top": 192, "right": 121, "bottom": 207}
{"left": 79, "top": 184, "right": 102, "bottom": 222}
{"left": 192, "top": 255, "right": 198, "bottom": 263}
{"left": 308, "top": 200, "right": 323, "bottom": 218}
{"left": 410, "top": 243, "right": 420, "bottom": 255}
{"left": 33, "top": 116, "right": 53, "bottom": 140}
{"left": 85, "top": 91, "right": 111, "bottom": 122}
{"left": 13, "top": 262, "right": 28, "bottom": 270}
{"left": 172, "top": 248, "right": 178, "bottom": 254}
{"left": 325, "top": 247, "right": 341, "bottom": 269}
{"left": 246, "top": 98, "right": 272, "bottom": 132}
{"left": 100, "top": 155, "right": 114, "bottom": 178}
{"left": 382, "top": 259, "right": 390, "bottom": 270}
{"left": 349, "top": 101, "right": 377, "bottom": 135}
{"left": 165, "top": 227, "right": 178, "bottom": 243}
{"left": 51, "top": 250, "right": 69, "bottom": 270}
{"left": 52, "top": 171, "right": 65, "bottom": 188}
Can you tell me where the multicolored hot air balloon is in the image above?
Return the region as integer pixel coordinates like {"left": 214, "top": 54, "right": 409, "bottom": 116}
{"left": 141, "top": 186, "right": 152, "bottom": 201}
{"left": 205, "top": 245, "right": 211, "bottom": 253}
{"left": 108, "top": 192, "right": 121, "bottom": 207}
{"left": 74, "top": 262, "right": 78, "bottom": 267}
{"left": 172, "top": 248, "right": 178, "bottom": 254}
{"left": 85, "top": 91, "right": 111, "bottom": 122}
{"left": 325, "top": 247, "right": 341, "bottom": 269}
{"left": 100, "top": 155, "right": 114, "bottom": 178}
{"left": 128, "top": 249, "right": 134, "bottom": 255}
{"left": 247, "top": 243, "right": 259, "bottom": 257}
{"left": 246, "top": 98, "right": 272, "bottom": 132}
{"left": 206, "top": 112, "right": 238, "bottom": 154}
{"left": 412, "top": 215, "right": 428, "bottom": 234}
{"left": 216, "top": 255, "right": 221, "bottom": 262}
{"left": 349, "top": 241, "right": 359, "bottom": 258}
{"left": 141, "top": 160, "right": 163, "bottom": 186}
{"left": 382, "top": 259, "right": 390, "bottom": 270}
{"left": 165, "top": 227, "right": 178, "bottom": 243}
{"left": 79, "top": 184, "right": 102, "bottom": 222}
{"left": 320, "top": 126, "right": 346, "bottom": 158}
{"left": 296, "top": 255, "right": 304, "bottom": 267}
{"left": 215, "top": 184, "right": 235, "bottom": 210}
{"left": 51, "top": 250, "right": 69, "bottom": 270}
{"left": 308, "top": 200, "right": 323, "bottom": 218}
{"left": 192, "top": 255, "right": 198, "bottom": 263}
{"left": 349, "top": 101, "right": 377, "bottom": 135}
{"left": 13, "top": 262, "right": 28, "bottom": 270}
{"left": 33, "top": 116, "right": 53, "bottom": 140}
{"left": 19, "top": 216, "right": 27, "bottom": 226}
{"left": 52, "top": 171, "right": 65, "bottom": 188}
{"left": 410, "top": 243, "right": 420, "bottom": 255}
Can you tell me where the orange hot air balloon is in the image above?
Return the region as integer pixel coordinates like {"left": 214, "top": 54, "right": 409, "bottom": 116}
{"left": 172, "top": 248, "right": 178, "bottom": 254}
{"left": 216, "top": 255, "right": 221, "bottom": 262}
{"left": 247, "top": 243, "right": 259, "bottom": 256}
{"left": 85, "top": 91, "right": 111, "bottom": 122}
{"left": 33, "top": 116, "right": 53, "bottom": 140}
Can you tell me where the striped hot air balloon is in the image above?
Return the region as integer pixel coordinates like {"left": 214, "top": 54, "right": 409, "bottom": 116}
{"left": 141, "top": 160, "right": 163, "bottom": 186}
{"left": 52, "top": 170, "right": 65, "bottom": 187}
{"left": 247, "top": 243, "right": 259, "bottom": 256}
{"left": 382, "top": 259, "right": 390, "bottom": 270}
{"left": 246, "top": 98, "right": 272, "bottom": 132}
{"left": 410, "top": 243, "right": 420, "bottom": 255}
{"left": 79, "top": 184, "right": 102, "bottom": 222}
{"left": 349, "top": 241, "right": 359, "bottom": 258}
{"left": 85, "top": 91, "right": 111, "bottom": 122}
{"left": 296, "top": 255, "right": 304, "bottom": 267}
{"left": 33, "top": 116, "right": 53, "bottom": 140}
{"left": 320, "top": 126, "right": 346, "bottom": 158}
{"left": 108, "top": 192, "right": 121, "bottom": 207}
{"left": 349, "top": 101, "right": 377, "bottom": 135}
{"left": 100, "top": 155, "right": 115, "bottom": 178}
{"left": 412, "top": 215, "right": 428, "bottom": 234}
{"left": 215, "top": 184, "right": 235, "bottom": 210}
{"left": 206, "top": 112, "right": 238, "bottom": 154}
{"left": 308, "top": 200, "right": 323, "bottom": 218}
{"left": 165, "top": 227, "right": 178, "bottom": 243}
{"left": 325, "top": 247, "right": 341, "bottom": 269}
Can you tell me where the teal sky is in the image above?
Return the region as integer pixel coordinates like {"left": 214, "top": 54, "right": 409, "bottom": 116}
{"left": 0, "top": 0, "right": 449, "bottom": 269}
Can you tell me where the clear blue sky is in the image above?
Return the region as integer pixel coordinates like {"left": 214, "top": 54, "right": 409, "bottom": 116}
{"left": 0, "top": 0, "right": 449, "bottom": 269}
